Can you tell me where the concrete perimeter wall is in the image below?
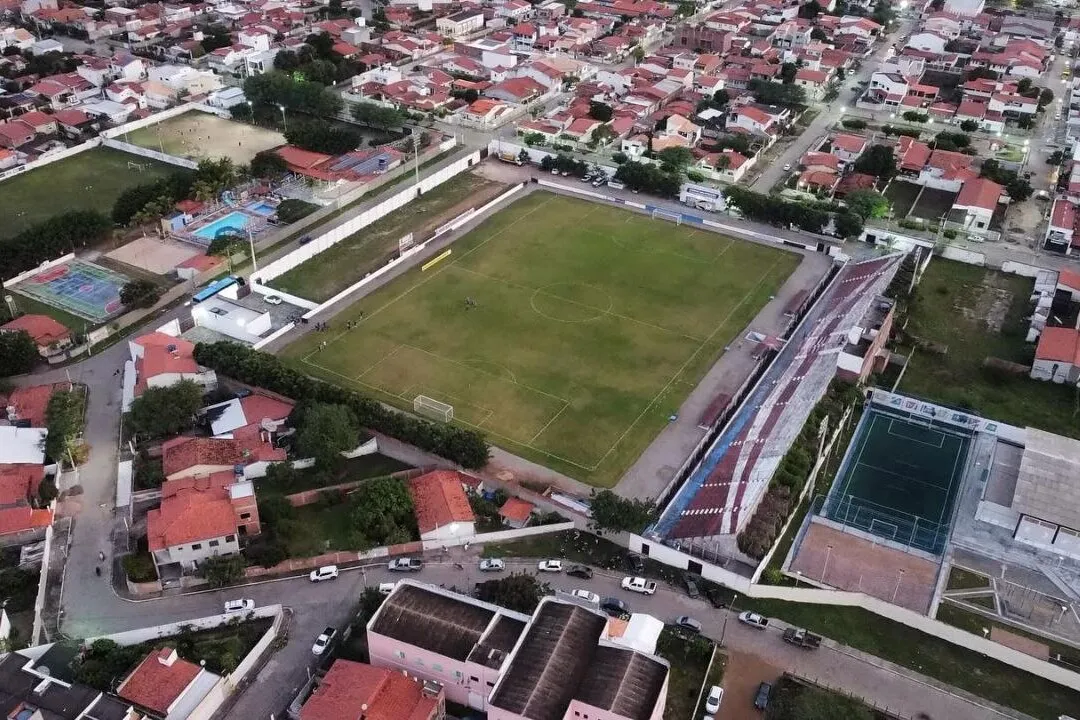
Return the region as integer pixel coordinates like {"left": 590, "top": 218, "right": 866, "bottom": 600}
{"left": 250, "top": 149, "right": 481, "bottom": 286}
{"left": 101, "top": 138, "right": 198, "bottom": 169}
{"left": 3, "top": 253, "right": 75, "bottom": 288}
{"left": 0, "top": 140, "right": 101, "bottom": 184}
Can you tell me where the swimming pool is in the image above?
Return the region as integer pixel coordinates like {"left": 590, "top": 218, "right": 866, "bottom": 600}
{"left": 193, "top": 211, "right": 251, "bottom": 240}
{"left": 246, "top": 202, "right": 277, "bottom": 217}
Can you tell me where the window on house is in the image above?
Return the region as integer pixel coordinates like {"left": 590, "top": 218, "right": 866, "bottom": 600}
{"left": 396, "top": 650, "right": 406, "bottom": 659}
{"left": 209, "top": 540, "right": 219, "bottom": 548}
{"left": 240, "top": 513, "right": 251, "bottom": 520}
{"left": 433, "top": 663, "right": 443, "bottom": 672}
{"left": 415, "top": 658, "right": 425, "bottom": 667}
{"left": 469, "top": 675, "right": 478, "bottom": 683}
{"left": 191, "top": 543, "right": 202, "bottom": 550}
{"left": 225, "top": 535, "right": 236, "bottom": 543}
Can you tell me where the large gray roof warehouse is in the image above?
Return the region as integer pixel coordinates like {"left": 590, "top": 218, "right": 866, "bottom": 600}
{"left": 1013, "top": 428, "right": 1080, "bottom": 533}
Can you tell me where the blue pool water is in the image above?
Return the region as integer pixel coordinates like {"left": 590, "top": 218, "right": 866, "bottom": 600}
{"left": 246, "top": 202, "right": 277, "bottom": 217}
{"left": 194, "top": 211, "right": 251, "bottom": 239}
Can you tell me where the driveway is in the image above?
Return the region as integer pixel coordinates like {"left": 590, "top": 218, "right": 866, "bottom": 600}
{"left": 718, "top": 650, "right": 781, "bottom": 720}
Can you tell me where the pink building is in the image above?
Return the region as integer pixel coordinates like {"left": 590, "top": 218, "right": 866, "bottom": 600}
{"left": 368, "top": 582, "right": 668, "bottom": 720}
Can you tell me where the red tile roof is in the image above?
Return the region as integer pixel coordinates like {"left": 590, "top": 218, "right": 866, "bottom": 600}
{"left": 499, "top": 496, "right": 535, "bottom": 524}
{"left": 0, "top": 506, "right": 52, "bottom": 536}
{"left": 147, "top": 471, "right": 240, "bottom": 550}
{"left": 162, "top": 435, "right": 284, "bottom": 478}
{"left": 118, "top": 648, "right": 202, "bottom": 715}
{"left": 1, "top": 314, "right": 71, "bottom": 347}
{"left": 1059, "top": 268, "right": 1080, "bottom": 292}
{"left": 0, "top": 383, "right": 67, "bottom": 427}
{"left": 0, "top": 465, "right": 44, "bottom": 505}
{"left": 134, "top": 332, "right": 199, "bottom": 378}
{"left": 1035, "top": 327, "right": 1080, "bottom": 365}
{"left": 301, "top": 660, "right": 440, "bottom": 720}
{"left": 831, "top": 133, "right": 867, "bottom": 154}
{"left": 955, "top": 177, "right": 1002, "bottom": 211}
{"left": 409, "top": 470, "right": 475, "bottom": 535}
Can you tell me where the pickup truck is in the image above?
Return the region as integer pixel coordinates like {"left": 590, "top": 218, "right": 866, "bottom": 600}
{"left": 388, "top": 557, "right": 424, "bottom": 572}
{"left": 782, "top": 627, "right": 822, "bottom": 649}
{"left": 621, "top": 576, "right": 657, "bottom": 595}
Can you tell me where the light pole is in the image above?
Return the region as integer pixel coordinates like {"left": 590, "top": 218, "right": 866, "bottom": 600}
{"left": 247, "top": 227, "right": 257, "bottom": 273}
{"left": 246, "top": 100, "right": 253, "bottom": 124}
{"left": 1059, "top": 605, "right": 1069, "bottom": 623}
{"left": 720, "top": 593, "right": 738, "bottom": 646}
{"left": 821, "top": 544, "right": 833, "bottom": 583}
{"left": 891, "top": 569, "right": 905, "bottom": 604}
{"left": 413, "top": 132, "right": 420, "bottom": 187}
{"left": 278, "top": 104, "right": 288, "bottom": 132}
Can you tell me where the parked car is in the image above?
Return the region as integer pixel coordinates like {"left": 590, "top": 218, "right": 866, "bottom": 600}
{"left": 600, "top": 597, "right": 630, "bottom": 617}
{"left": 479, "top": 558, "right": 506, "bottom": 572}
{"left": 567, "top": 565, "right": 593, "bottom": 579}
{"left": 224, "top": 599, "right": 254, "bottom": 614}
{"left": 621, "top": 576, "right": 657, "bottom": 595}
{"left": 685, "top": 575, "right": 701, "bottom": 599}
{"left": 309, "top": 565, "right": 339, "bottom": 582}
{"left": 738, "top": 611, "right": 769, "bottom": 629}
{"left": 264, "top": 295, "right": 283, "bottom": 305}
{"left": 674, "top": 616, "right": 702, "bottom": 634}
{"left": 378, "top": 582, "right": 396, "bottom": 595}
{"left": 753, "top": 682, "right": 772, "bottom": 710}
{"left": 312, "top": 627, "right": 336, "bottom": 656}
{"left": 706, "top": 587, "right": 727, "bottom": 608}
{"left": 388, "top": 558, "right": 424, "bottom": 572}
{"left": 538, "top": 559, "right": 563, "bottom": 572}
{"left": 570, "top": 589, "right": 600, "bottom": 605}
{"left": 626, "top": 553, "right": 645, "bottom": 574}
{"left": 782, "top": 627, "right": 822, "bottom": 649}
{"left": 705, "top": 685, "right": 724, "bottom": 714}
{"left": 782, "top": 163, "right": 792, "bottom": 172}
{"left": 299, "top": 235, "right": 313, "bottom": 245}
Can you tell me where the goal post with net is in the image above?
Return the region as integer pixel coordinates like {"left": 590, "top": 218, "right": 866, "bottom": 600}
{"left": 650, "top": 207, "right": 682, "bottom": 225}
{"left": 414, "top": 395, "right": 454, "bottom": 422}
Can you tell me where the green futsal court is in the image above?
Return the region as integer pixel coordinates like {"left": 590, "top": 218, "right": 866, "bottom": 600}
{"left": 823, "top": 407, "right": 971, "bottom": 554}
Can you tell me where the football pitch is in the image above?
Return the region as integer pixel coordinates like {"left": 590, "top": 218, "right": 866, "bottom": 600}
{"left": 284, "top": 192, "right": 800, "bottom": 486}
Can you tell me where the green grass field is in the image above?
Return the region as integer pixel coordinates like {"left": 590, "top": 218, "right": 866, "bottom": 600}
{"left": 899, "top": 259, "right": 1080, "bottom": 438}
{"left": 271, "top": 173, "right": 503, "bottom": 302}
{"left": 284, "top": 192, "right": 799, "bottom": 486}
{"left": 3, "top": 147, "right": 175, "bottom": 239}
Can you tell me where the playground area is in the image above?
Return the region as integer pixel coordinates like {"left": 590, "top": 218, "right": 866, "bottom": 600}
{"left": 10, "top": 258, "right": 131, "bottom": 323}
{"left": 121, "top": 111, "right": 285, "bottom": 165}
{"left": 106, "top": 235, "right": 203, "bottom": 276}
{"left": 1, "top": 147, "right": 174, "bottom": 239}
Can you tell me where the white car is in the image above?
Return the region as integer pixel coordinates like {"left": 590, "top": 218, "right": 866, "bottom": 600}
{"left": 378, "top": 582, "right": 397, "bottom": 595}
{"left": 479, "top": 558, "right": 506, "bottom": 572}
{"left": 264, "top": 295, "right": 283, "bottom": 305}
{"left": 309, "top": 565, "right": 339, "bottom": 582}
{"left": 705, "top": 685, "right": 724, "bottom": 713}
{"left": 783, "top": 163, "right": 792, "bottom": 172}
{"left": 537, "top": 559, "right": 563, "bottom": 572}
{"left": 224, "top": 599, "right": 255, "bottom": 614}
{"left": 570, "top": 589, "right": 600, "bottom": 605}
{"left": 738, "top": 611, "right": 770, "bottom": 629}
{"left": 620, "top": 576, "right": 657, "bottom": 595}
{"left": 312, "top": 626, "right": 336, "bottom": 656}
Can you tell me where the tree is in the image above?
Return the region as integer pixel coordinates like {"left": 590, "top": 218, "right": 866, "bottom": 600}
{"left": 199, "top": 554, "right": 245, "bottom": 588}
{"left": 799, "top": 0, "right": 822, "bottom": 18}
{"left": 0, "top": 211, "right": 111, "bottom": 280}
{"left": 810, "top": 27, "right": 827, "bottom": 41}
{"left": 589, "top": 490, "right": 657, "bottom": 534}
{"left": 349, "top": 476, "right": 417, "bottom": 548}
{"left": 191, "top": 157, "right": 239, "bottom": 202}
{"left": 853, "top": 144, "right": 896, "bottom": 179}
{"left": 901, "top": 110, "right": 928, "bottom": 123}
{"left": 0, "top": 331, "right": 38, "bottom": 377}
{"left": 966, "top": 66, "right": 998, "bottom": 81}
{"left": 834, "top": 211, "right": 864, "bottom": 239}
{"left": 351, "top": 101, "right": 405, "bottom": 129}
{"left": 632, "top": 46, "right": 645, "bottom": 62}
{"left": 73, "top": 639, "right": 145, "bottom": 691}
{"left": 206, "top": 233, "right": 245, "bottom": 259}
{"left": 297, "top": 402, "right": 359, "bottom": 467}
{"left": 284, "top": 117, "right": 362, "bottom": 154}
{"left": 588, "top": 100, "right": 613, "bottom": 122}
{"left": 119, "top": 279, "right": 161, "bottom": 309}
{"left": 713, "top": 89, "right": 730, "bottom": 106}
{"left": 676, "top": 0, "right": 695, "bottom": 17}
{"left": 44, "top": 389, "right": 83, "bottom": 467}
{"left": 657, "top": 145, "right": 694, "bottom": 171}
{"left": 126, "top": 380, "right": 204, "bottom": 439}
{"left": 841, "top": 118, "right": 867, "bottom": 130}
{"left": 959, "top": 119, "right": 979, "bottom": 132}
{"left": 200, "top": 23, "right": 232, "bottom": 53}
{"left": 613, "top": 160, "right": 681, "bottom": 196}
{"left": 523, "top": 131, "right": 546, "bottom": 147}
{"left": 1040, "top": 88, "right": 1055, "bottom": 108}
{"left": 243, "top": 71, "right": 343, "bottom": 117}
{"left": 748, "top": 79, "right": 806, "bottom": 106}
{"left": 1016, "top": 115, "right": 1035, "bottom": 130}
{"left": 844, "top": 189, "right": 890, "bottom": 220}
{"left": 1005, "top": 177, "right": 1033, "bottom": 201}
{"left": 276, "top": 199, "right": 319, "bottom": 224}
{"left": 1017, "top": 77, "right": 1033, "bottom": 94}
{"left": 780, "top": 62, "right": 797, "bottom": 85}
{"left": 475, "top": 573, "right": 548, "bottom": 613}
{"left": 250, "top": 149, "right": 288, "bottom": 178}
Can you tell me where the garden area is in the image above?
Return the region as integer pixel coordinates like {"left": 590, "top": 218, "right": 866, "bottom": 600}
{"left": 256, "top": 452, "right": 412, "bottom": 496}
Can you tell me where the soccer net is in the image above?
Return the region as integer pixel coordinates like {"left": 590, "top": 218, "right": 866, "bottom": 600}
{"left": 651, "top": 208, "right": 682, "bottom": 225}
{"left": 414, "top": 395, "right": 454, "bottom": 422}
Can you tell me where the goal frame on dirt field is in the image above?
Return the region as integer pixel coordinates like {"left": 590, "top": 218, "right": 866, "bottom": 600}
{"left": 414, "top": 395, "right": 454, "bottom": 422}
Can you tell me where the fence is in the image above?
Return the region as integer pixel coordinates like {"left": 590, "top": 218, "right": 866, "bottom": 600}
{"left": 0, "top": 139, "right": 101, "bottom": 184}
{"left": 102, "top": 137, "right": 198, "bottom": 169}
{"left": 941, "top": 245, "right": 986, "bottom": 266}
{"left": 2, "top": 253, "right": 76, "bottom": 289}
{"left": 100, "top": 102, "right": 219, "bottom": 140}
{"left": 422, "top": 521, "right": 577, "bottom": 552}
{"left": 29, "top": 522, "right": 54, "bottom": 647}
{"left": 250, "top": 149, "right": 481, "bottom": 286}
{"left": 284, "top": 467, "right": 426, "bottom": 507}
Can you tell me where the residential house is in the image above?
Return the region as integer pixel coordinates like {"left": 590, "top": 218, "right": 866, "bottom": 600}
{"left": 437, "top": 9, "right": 485, "bottom": 37}
{"left": 949, "top": 177, "right": 1002, "bottom": 235}
{"left": 1, "top": 382, "right": 69, "bottom": 427}
{"left": 0, "top": 314, "right": 72, "bottom": 357}
{"left": 300, "top": 660, "right": 444, "bottom": 720}
{"left": 409, "top": 470, "right": 476, "bottom": 543}
{"left": 203, "top": 393, "right": 294, "bottom": 439}
{"left": 1046, "top": 198, "right": 1080, "bottom": 255}
{"left": 830, "top": 133, "right": 867, "bottom": 166}
{"left": 127, "top": 332, "right": 217, "bottom": 403}
{"left": 498, "top": 497, "right": 535, "bottom": 529}
{"left": 794, "top": 68, "right": 829, "bottom": 100}
{"left": 1031, "top": 327, "right": 1080, "bottom": 383}
{"left": 117, "top": 647, "right": 218, "bottom": 717}
{"left": 147, "top": 471, "right": 261, "bottom": 575}
{"left": 161, "top": 433, "right": 286, "bottom": 482}
{"left": 51, "top": 108, "right": 94, "bottom": 139}
{"left": 0, "top": 120, "right": 34, "bottom": 149}
{"left": 486, "top": 76, "right": 545, "bottom": 104}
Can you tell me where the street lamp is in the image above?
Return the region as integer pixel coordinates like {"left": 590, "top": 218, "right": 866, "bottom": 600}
{"left": 246, "top": 100, "right": 253, "bottom": 123}
{"left": 821, "top": 544, "right": 833, "bottom": 583}
{"left": 720, "top": 593, "right": 738, "bottom": 645}
{"left": 278, "top": 104, "right": 288, "bottom": 132}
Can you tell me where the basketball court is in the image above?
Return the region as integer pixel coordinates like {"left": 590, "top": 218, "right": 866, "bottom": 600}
{"left": 107, "top": 236, "right": 201, "bottom": 276}
{"left": 10, "top": 259, "right": 130, "bottom": 323}
{"left": 822, "top": 405, "right": 971, "bottom": 554}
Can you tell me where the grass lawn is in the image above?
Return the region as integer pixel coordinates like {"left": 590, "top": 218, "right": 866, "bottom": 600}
{"left": 271, "top": 173, "right": 505, "bottom": 302}
{"left": 257, "top": 453, "right": 411, "bottom": 495}
{"left": 2, "top": 147, "right": 175, "bottom": 240}
{"left": 899, "top": 259, "right": 1080, "bottom": 439}
{"left": 284, "top": 191, "right": 798, "bottom": 486}
{"left": 883, "top": 180, "right": 920, "bottom": 218}
{"left": 285, "top": 501, "right": 359, "bottom": 557}
{"left": 935, "top": 602, "right": 1080, "bottom": 668}
{"left": 947, "top": 566, "right": 990, "bottom": 591}
{"left": 654, "top": 628, "right": 716, "bottom": 720}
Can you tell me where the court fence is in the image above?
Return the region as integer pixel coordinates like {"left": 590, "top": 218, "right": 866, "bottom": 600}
{"left": 817, "top": 492, "right": 952, "bottom": 555}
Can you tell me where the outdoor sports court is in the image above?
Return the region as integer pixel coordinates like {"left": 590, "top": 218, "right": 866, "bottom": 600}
{"left": 11, "top": 259, "right": 130, "bottom": 323}
{"left": 824, "top": 405, "right": 972, "bottom": 554}
{"left": 285, "top": 191, "right": 799, "bottom": 487}
{"left": 122, "top": 111, "right": 284, "bottom": 165}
